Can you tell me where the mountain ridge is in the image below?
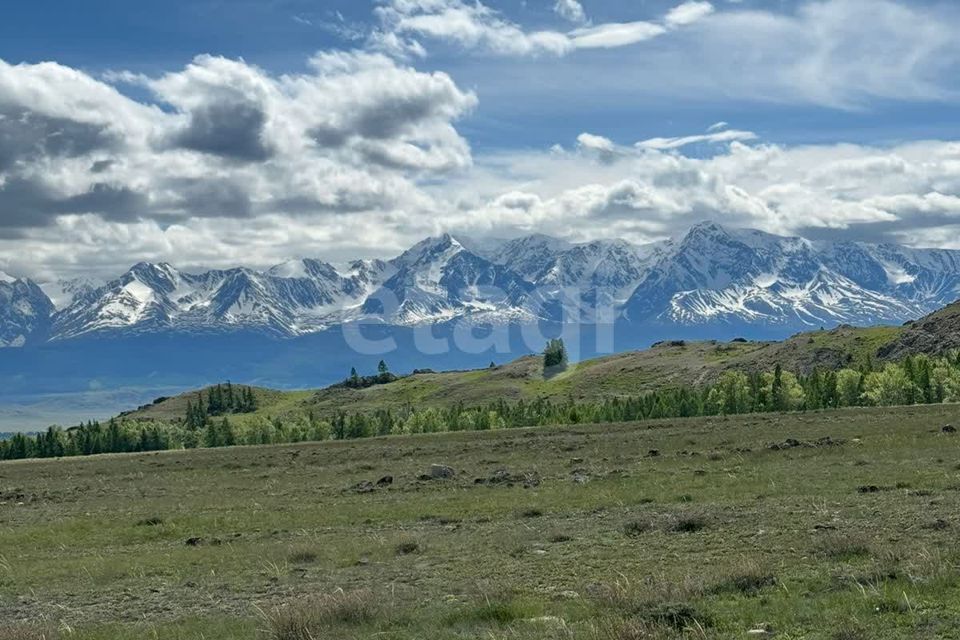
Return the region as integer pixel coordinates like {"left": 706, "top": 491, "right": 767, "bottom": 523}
{"left": 4, "top": 222, "right": 960, "bottom": 346}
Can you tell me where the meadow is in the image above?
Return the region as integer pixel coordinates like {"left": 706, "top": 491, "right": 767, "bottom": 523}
{"left": 3, "top": 403, "right": 960, "bottom": 639}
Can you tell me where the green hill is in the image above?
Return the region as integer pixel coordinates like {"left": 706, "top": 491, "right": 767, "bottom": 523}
{"left": 124, "top": 322, "right": 908, "bottom": 428}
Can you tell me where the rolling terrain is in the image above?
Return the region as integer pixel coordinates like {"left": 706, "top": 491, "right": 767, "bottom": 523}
{"left": 3, "top": 404, "right": 960, "bottom": 639}
{"left": 125, "top": 321, "right": 908, "bottom": 427}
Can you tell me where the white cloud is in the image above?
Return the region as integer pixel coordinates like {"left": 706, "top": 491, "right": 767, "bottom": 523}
{"left": 665, "top": 0, "right": 960, "bottom": 108}
{"left": 461, "top": 0, "right": 960, "bottom": 111}
{"left": 570, "top": 21, "right": 667, "bottom": 49}
{"left": 637, "top": 129, "right": 757, "bottom": 150}
{"left": 0, "top": 52, "right": 476, "bottom": 273}
{"left": 576, "top": 132, "right": 615, "bottom": 152}
{"left": 664, "top": 1, "right": 715, "bottom": 28}
{"left": 6, "top": 127, "right": 960, "bottom": 279}
{"left": 433, "top": 134, "right": 960, "bottom": 250}
{"left": 554, "top": 0, "right": 587, "bottom": 24}
{"left": 372, "top": 0, "right": 715, "bottom": 57}
{"left": 3, "top": 0, "right": 960, "bottom": 281}
{"left": 372, "top": 0, "right": 574, "bottom": 56}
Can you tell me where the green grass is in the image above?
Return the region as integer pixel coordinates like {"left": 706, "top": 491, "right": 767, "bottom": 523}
{"left": 125, "top": 323, "right": 906, "bottom": 431}
{"left": 3, "top": 402, "right": 960, "bottom": 638}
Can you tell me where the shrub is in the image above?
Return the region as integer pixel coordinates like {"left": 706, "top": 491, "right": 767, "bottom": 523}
{"left": 817, "top": 533, "right": 873, "bottom": 560}
{"left": 623, "top": 519, "right": 653, "bottom": 537}
{"left": 287, "top": 546, "right": 319, "bottom": 564}
{"left": 590, "top": 574, "right": 705, "bottom": 618}
{"left": 670, "top": 514, "right": 708, "bottom": 533}
{"left": 262, "top": 590, "right": 381, "bottom": 640}
{"left": 395, "top": 539, "right": 420, "bottom": 555}
{"left": 710, "top": 568, "right": 777, "bottom": 595}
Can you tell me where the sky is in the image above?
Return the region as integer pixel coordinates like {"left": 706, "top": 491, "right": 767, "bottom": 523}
{"left": 1, "top": 0, "right": 960, "bottom": 281}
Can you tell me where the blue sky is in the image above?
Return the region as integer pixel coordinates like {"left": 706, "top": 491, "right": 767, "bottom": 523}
{"left": 4, "top": 0, "right": 956, "bottom": 150}
{"left": 0, "top": 0, "right": 959, "bottom": 279}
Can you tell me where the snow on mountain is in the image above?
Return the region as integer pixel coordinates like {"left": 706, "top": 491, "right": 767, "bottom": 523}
{"left": 624, "top": 222, "right": 948, "bottom": 327}
{"left": 0, "top": 277, "right": 55, "bottom": 347}
{"left": 486, "top": 234, "right": 573, "bottom": 282}
{"left": 363, "top": 234, "right": 536, "bottom": 325}
{"left": 4, "top": 222, "right": 960, "bottom": 346}
{"left": 39, "top": 277, "right": 103, "bottom": 310}
{"left": 50, "top": 257, "right": 395, "bottom": 340}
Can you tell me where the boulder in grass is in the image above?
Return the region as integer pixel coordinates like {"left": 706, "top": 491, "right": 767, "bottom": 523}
{"left": 429, "top": 464, "right": 456, "bottom": 479}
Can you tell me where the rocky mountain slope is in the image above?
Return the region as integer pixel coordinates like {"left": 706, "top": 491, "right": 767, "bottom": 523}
{"left": 3, "top": 222, "right": 960, "bottom": 346}
{"left": 0, "top": 273, "right": 54, "bottom": 347}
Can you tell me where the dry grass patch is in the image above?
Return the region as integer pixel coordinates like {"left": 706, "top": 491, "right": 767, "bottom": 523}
{"left": 816, "top": 533, "right": 873, "bottom": 560}
{"left": 708, "top": 560, "right": 777, "bottom": 596}
{"left": 287, "top": 546, "right": 319, "bottom": 564}
{"left": 261, "top": 589, "right": 383, "bottom": 640}
{"left": 589, "top": 575, "right": 709, "bottom": 631}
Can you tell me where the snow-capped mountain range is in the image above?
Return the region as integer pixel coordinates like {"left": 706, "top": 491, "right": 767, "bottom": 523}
{"left": 3, "top": 222, "right": 960, "bottom": 347}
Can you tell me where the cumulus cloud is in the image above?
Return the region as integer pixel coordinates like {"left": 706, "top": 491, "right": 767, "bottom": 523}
{"left": 0, "top": 52, "right": 476, "bottom": 239}
{"left": 2, "top": 0, "right": 960, "bottom": 281}
{"left": 5, "top": 127, "right": 960, "bottom": 279}
{"left": 434, "top": 134, "right": 960, "bottom": 251}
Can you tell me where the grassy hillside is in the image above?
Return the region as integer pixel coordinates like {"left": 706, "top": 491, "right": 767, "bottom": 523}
{"left": 124, "top": 323, "right": 906, "bottom": 427}
{"left": 4, "top": 403, "right": 960, "bottom": 639}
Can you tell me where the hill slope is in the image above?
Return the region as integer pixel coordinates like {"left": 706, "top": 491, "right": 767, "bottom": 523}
{"left": 878, "top": 299, "right": 960, "bottom": 360}
{"left": 125, "top": 321, "right": 909, "bottom": 425}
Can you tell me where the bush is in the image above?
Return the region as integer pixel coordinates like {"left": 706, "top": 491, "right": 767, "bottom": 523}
{"left": 817, "top": 533, "right": 873, "bottom": 560}
{"left": 710, "top": 568, "right": 777, "bottom": 595}
{"left": 623, "top": 519, "right": 653, "bottom": 537}
{"left": 395, "top": 539, "right": 420, "bottom": 555}
{"left": 287, "top": 546, "right": 319, "bottom": 564}
{"left": 262, "top": 590, "right": 381, "bottom": 640}
{"left": 670, "top": 514, "right": 708, "bottom": 533}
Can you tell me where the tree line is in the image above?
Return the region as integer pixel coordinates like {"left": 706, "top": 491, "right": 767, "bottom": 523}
{"left": 3, "top": 351, "right": 960, "bottom": 462}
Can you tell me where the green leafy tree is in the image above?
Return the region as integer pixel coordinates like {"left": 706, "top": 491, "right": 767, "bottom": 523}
{"left": 836, "top": 369, "right": 863, "bottom": 407}
{"left": 543, "top": 338, "right": 568, "bottom": 374}
{"left": 707, "top": 371, "right": 753, "bottom": 415}
{"left": 863, "top": 365, "right": 920, "bottom": 407}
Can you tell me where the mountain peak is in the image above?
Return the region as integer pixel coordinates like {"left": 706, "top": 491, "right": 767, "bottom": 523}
{"left": 128, "top": 261, "right": 177, "bottom": 278}
{"left": 684, "top": 220, "right": 730, "bottom": 239}
{"left": 0, "top": 270, "right": 18, "bottom": 284}
{"left": 7, "top": 222, "right": 960, "bottom": 346}
{"left": 396, "top": 233, "right": 466, "bottom": 266}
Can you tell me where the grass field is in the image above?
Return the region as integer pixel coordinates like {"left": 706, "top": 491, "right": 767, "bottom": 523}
{"left": 3, "top": 403, "right": 960, "bottom": 639}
